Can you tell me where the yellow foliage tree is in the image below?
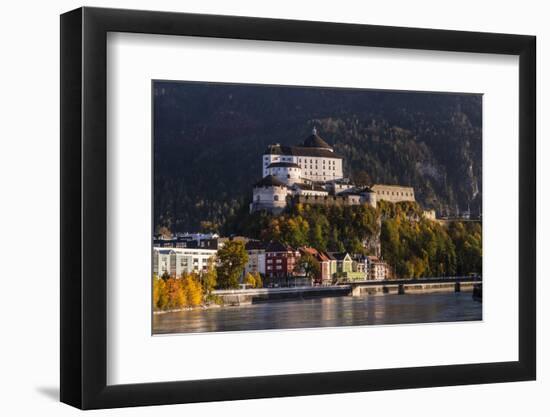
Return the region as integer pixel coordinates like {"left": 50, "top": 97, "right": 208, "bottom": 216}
{"left": 244, "top": 273, "right": 256, "bottom": 288}
{"left": 181, "top": 273, "right": 203, "bottom": 307}
{"left": 253, "top": 272, "right": 263, "bottom": 288}
{"left": 153, "top": 275, "right": 168, "bottom": 310}
{"left": 201, "top": 256, "right": 217, "bottom": 295}
{"left": 166, "top": 277, "right": 185, "bottom": 309}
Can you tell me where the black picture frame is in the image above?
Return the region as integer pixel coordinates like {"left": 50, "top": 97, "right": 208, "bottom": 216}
{"left": 60, "top": 6, "right": 536, "bottom": 410}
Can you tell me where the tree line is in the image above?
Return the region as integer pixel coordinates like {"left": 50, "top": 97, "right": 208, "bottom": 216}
{"left": 232, "top": 201, "right": 482, "bottom": 279}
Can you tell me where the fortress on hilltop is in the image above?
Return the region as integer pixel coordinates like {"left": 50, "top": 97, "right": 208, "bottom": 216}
{"left": 249, "top": 128, "right": 415, "bottom": 214}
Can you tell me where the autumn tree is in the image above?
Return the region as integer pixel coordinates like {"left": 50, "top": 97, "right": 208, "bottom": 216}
{"left": 153, "top": 275, "right": 168, "bottom": 310}
{"left": 295, "top": 253, "right": 321, "bottom": 283}
{"left": 181, "top": 273, "right": 203, "bottom": 306}
{"left": 201, "top": 256, "right": 218, "bottom": 297}
{"left": 200, "top": 221, "right": 219, "bottom": 234}
{"left": 244, "top": 273, "right": 256, "bottom": 288}
{"left": 253, "top": 272, "right": 263, "bottom": 288}
{"left": 165, "top": 277, "right": 185, "bottom": 309}
{"left": 157, "top": 226, "right": 172, "bottom": 239}
{"left": 216, "top": 240, "right": 248, "bottom": 289}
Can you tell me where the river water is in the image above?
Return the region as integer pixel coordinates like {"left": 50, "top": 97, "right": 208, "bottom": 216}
{"left": 153, "top": 292, "right": 482, "bottom": 335}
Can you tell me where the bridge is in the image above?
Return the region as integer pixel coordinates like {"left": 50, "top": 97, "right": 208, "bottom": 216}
{"left": 212, "top": 276, "right": 482, "bottom": 304}
{"left": 340, "top": 275, "right": 482, "bottom": 296}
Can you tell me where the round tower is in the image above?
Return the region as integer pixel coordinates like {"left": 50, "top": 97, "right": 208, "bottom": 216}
{"left": 250, "top": 175, "right": 289, "bottom": 214}
{"left": 266, "top": 162, "right": 302, "bottom": 185}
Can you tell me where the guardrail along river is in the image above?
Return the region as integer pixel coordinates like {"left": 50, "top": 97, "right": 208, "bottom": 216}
{"left": 153, "top": 292, "right": 482, "bottom": 335}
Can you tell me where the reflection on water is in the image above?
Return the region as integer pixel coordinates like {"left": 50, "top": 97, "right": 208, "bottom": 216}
{"left": 153, "top": 292, "right": 482, "bottom": 335}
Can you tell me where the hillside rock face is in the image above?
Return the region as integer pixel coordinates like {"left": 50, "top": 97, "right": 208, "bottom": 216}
{"left": 154, "top": 82, "right": 482, "bottom": 233}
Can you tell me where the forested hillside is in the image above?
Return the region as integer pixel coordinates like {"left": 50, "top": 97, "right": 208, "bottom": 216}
{"left": 153, "top": 81, "right": 482, "bottom": 233}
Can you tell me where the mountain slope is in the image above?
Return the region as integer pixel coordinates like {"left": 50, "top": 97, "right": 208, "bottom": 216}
{"left": 153, "top": 81, "right": 482, "bottom": 233}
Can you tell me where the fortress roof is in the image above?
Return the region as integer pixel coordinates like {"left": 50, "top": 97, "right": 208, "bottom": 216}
{"left": 292, "top": 182, "right": 327, "bottom": 192}
{"left": 267, "top": 162, "right": 300, "bottom": 169}
{"left": 264, "top": 144, "right": 342, "bottom": 159}
{"left": 253, "top": 175, "right": 287, "bottom": 188}
{"left": 301, "top": 129, "right": 332, "bottom": 149}
{"left": 337, "top": 186, "right": 374, "bottom": 196}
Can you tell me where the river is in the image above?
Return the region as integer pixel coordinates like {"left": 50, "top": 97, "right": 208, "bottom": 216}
{"left": 153, "top": 292, "right": 482, "bottom": 335}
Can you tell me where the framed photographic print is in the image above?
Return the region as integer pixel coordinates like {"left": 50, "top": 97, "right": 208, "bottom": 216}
{"left": 60, "top": 6, "right": 536, "bottom": 409}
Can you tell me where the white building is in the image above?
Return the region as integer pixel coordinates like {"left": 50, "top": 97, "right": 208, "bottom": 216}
{"left": 366, "top": 256, "right": 390, "bottom": 280}
{"left": 153, "top": 249, "right": 173, "bottom": 277}
{"left": 262, "top": 128, "right": 343, "bottom": 182}
{"left": 266, "top": 162, "right": 302, "bottom": 185}
{"left": 250, "top": 175, "right": 290, "bottom": 214}
{"left": 153, "top": 247, "right": 216, "bottom": 277}
{"left": 244, "top": 241, "right": 266, "bottom": 276}
{"left": 250, "top": 127, "right": 410, "bottom": 214}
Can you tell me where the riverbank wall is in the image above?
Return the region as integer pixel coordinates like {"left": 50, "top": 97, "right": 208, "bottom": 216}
{"left": 213, "top": 286, "right": 350, "bottom": 306}
{"left": 213, "top": 282, "right": 476, "bottom": 306}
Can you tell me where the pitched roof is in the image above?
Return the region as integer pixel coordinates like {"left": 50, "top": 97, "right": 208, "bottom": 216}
{"left": 337, "top": 186, "right": 374, "bottom": 196}
{"left": 265, "top": 241, "right": 295, "bottom": 253}
{"left": 253, "top": 175, "right": 287, "bottom": 188}
{"left": 264, "top": 144, "right": 342, "bottom": 159}
{"left": 267, "top": 162, "right": 300, "bottom": 169}
{"left": 245, "top": 240, "right": 267, "bottom": 250}
{"left": 327, "top": 252, "right": 351, "bottom": 261}
{"left": 155, "top": 249, "right": 174, "bottom": 255}
{"left": 302, "top": 133, "right": 332, "bottom": 149}
{"left": 372, "top": 184, "right": 414, "bottom": 191}
{"left": 292, "top": 182, "right": 327, "bottom": 192}
{"left": 299, "top": 247, "right": 331, "bottom": 263}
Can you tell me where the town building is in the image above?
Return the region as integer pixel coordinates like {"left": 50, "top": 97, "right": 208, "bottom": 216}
{"left": 153, "top": 249, "right": 173, "bottom": 276}
{"left": 153, "top": 233, "right": 219, "bottom": 250}
{"left": 264, "top": 241, "right": 301, "bottom": 281}
{"left": 365, "top": 256, "right": 391, "bottom": 280}
{"left": 244, "top": 240, "right": 266, "bottom": 276}
{"left": 152, "top": 247, "right": 217, "bottom": 277}
{"left": 299, "top": 247, "right": 332, "bottom": 285}
{"left": 328, "top": 252, "right": 353, "bottom": 275}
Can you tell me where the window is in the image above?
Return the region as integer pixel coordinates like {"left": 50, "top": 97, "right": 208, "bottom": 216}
{"left": 274, "top": 195, "right": 279, "bottom": 201}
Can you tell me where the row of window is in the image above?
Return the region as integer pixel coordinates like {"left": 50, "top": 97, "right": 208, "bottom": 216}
{"left": 266, "top": 265, "right": 283, "bottom": 270}
{"left": 376, "top": 190, "right": 413, "bottom": 197}
{"left": 267, "top": 259, "right": 283, "bottom": 264}
{"left": 264, "top": 156, "right": 337, "bottom": 165}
